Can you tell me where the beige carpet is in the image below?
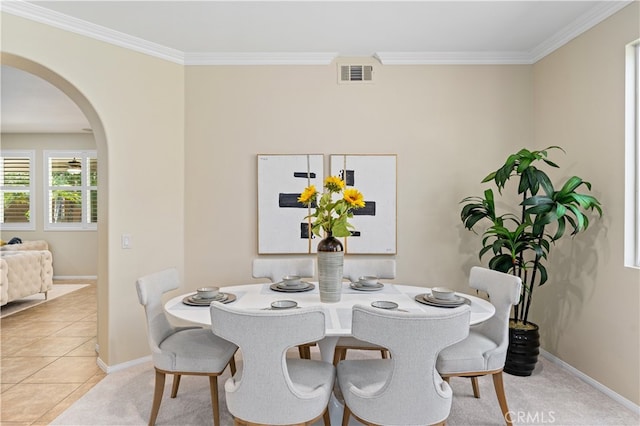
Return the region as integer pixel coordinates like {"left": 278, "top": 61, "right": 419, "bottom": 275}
{"left": 0, "top": 284, "right": 89, "bottom": 318}
{"left": 50, "top": 353, "right": 638, "bottom": 426}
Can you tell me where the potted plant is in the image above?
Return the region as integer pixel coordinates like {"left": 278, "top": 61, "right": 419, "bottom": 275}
{"left": 460, "top": 146, "right": 602, "bottom": 376}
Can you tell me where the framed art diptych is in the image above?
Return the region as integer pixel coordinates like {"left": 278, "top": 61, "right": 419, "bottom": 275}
{"left": 330, "top": 154, "right": 397, "bottom": 254}
{"left": 257, "top": 154, "right": 323, "bottom": 254}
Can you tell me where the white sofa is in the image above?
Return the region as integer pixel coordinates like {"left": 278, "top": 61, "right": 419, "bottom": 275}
{"left": 0, "top": 240, "right": 53, "bottom": 306}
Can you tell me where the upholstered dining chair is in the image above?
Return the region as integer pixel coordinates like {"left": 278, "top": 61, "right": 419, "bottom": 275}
{"left": 333, "top": 258, "right": 396, "bottom": 365}
{"left": 210, "top": 302, "right": 335, "bottom": 426}
{"left": 436, "top": 266, "right": 522, "bottom": 426}
{"left": 136, "top": 268, "right": 238, "bottom": 426}
{"left": 337, "top": 304, "right": 470, "bottom": 426}
{"left": 251, "top": 257, "right": 315, "bottom": 284}
{"left": 252, "top": 257, "right": 316, "bottom": 358}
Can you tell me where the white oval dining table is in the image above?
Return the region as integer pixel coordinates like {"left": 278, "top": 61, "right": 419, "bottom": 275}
{"left": 164, "top": 282, "right": 495, "bottom": 364}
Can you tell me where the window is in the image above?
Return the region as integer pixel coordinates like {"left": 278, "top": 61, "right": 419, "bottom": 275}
{"left": 0, "top": 150, "right": 35, "bottom": 230}
{"left": 44, "top": 151, "right": 97, "bottom": 230}
{"left": 625, "top": 40, "right": 640, "bottom": 268}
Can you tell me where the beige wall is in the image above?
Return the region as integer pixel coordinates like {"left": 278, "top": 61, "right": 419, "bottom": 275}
{"left": 183, "top": 62, "right": 533, "bottom": 284}
{"left": 2, "top": 14, "right": 185, "bottom": 366}
{"left": 2, "top": 2, "right": 638, "bottom": 405}
{"left": 532, "top": 2, "right": 640, "bottom": 405}
{"left": 1, "top": 133, "right": 98, "bottom": 277}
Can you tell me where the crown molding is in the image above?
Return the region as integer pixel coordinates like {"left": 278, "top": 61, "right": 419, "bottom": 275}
{"left": 1, "top": 0, "right": 634, "bottom": 66}
{"left": 529, "top": 0, "right": 633, "bottom": 63}
{"left": 184, "top": 52, "right": 338, "bottom": 66}
{"left": 376, "top": 1, "right": 634, "bottom": 66}
{"left": 1, "top": 0, "right": 185, "bottom": 64}
{"left": 374, "top": 51, "right": 532, "bottom": 65}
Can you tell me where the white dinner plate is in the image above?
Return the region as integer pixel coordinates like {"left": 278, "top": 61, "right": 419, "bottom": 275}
{"left": 425, "top": 294, "right": 466, "bottom": 305}
{"left": 350, "top": 282, "right": 384, "bottom": 291}
{"left": 270, "top": 282, "right": 315, "bottom": 293}
{"left": 182, "top": 292, "right": 236, "bottom": 306}
{"left": 414, "top": 293, "right": 469, "bottom": 308}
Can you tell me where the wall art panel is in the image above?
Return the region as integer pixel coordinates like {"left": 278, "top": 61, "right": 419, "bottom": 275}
{"left": 257, "top": 154, "right": 323, "bottom": 254}
{"left": 330, "top": 154, "right": 397, "bottom": 254}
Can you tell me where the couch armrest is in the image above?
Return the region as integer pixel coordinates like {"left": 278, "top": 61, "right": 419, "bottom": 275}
{"left": 0, "top": 240, "right": 49, "bottom": 251}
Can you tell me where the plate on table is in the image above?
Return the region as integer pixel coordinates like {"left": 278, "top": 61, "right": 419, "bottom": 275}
{"left": 270, "top": 282, "right": 315, "bottom": 293}
{"left": 414, "top": 293, "right": 469, "bottom": 308}
{"left": 349, "top": 282, "right": 384, "bottom": 291}
{"left": 182, "top": 293, "right": 236, "bottom": 306}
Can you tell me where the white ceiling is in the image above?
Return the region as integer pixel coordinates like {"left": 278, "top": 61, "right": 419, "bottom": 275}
{"left": 1, "top": 0, "right": 633, "bottom": 133}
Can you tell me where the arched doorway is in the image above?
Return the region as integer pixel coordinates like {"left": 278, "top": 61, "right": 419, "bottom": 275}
{"left": 1, "top": 53, "right": 109, "bottom": 364}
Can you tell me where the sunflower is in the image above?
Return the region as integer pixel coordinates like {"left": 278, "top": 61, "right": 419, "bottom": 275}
{"left": 343, "top": 188, "right": 365, "bottom": 208}
{"left": 299, "top": 175, "right": 365, "bottom": 238}
{"left": 297, "top": 185, "right": 317, "bottom": 204}
{"left": 324, "top": 176, "right": 345, "bottom": 192}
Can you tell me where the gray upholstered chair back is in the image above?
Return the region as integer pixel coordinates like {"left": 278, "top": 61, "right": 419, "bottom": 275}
{"left": 469, "top": 266, "right": 522, "bottom": 368}
{"left": 342, "top": 258, "right": 396, "bottom": 283}
{"left": 135, "top": 268, "right": 180, "bottom": 368}
{"left": 252, "top": 258, "right": 315, "bottom": 283}
{"left": 345, "top": 304, "right": 470, "bottom": 425}
{"left": 210, "top": 302, "right": 331, "bottom": 424}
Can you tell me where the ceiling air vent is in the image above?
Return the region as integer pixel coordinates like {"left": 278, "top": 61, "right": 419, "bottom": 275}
{"left": 339, "top": 65, "right": 373, "bottom": 84}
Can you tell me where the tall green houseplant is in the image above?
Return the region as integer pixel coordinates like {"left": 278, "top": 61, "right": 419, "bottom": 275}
{"left": 460, "top": 147, "right": 602, "bottom": 374}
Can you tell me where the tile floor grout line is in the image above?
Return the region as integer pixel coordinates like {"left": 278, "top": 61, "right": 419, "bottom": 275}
{"left": 1, "top": 279, "right": 104, "bottom": 425}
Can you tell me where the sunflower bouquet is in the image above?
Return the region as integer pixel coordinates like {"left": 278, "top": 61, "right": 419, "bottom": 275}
{"left": 298, "top": 176, "right": 365, "bottom": 238}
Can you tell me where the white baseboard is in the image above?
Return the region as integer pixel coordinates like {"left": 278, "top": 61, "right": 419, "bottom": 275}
{"left": 54, "top": 275, "right": 98, "bottom": 280}
{"left": 97, "top": 355, "right": 151, "bottom": 374}
{"left": 540, "top": 348, "right": 640, "bottom": 415}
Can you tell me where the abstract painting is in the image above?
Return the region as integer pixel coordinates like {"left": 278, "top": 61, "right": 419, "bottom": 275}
{"left": 330, "top": 154, "right": 397, "bottom": 254}
{"left": 257, "top": 154, "right": 323, "bottom": 253}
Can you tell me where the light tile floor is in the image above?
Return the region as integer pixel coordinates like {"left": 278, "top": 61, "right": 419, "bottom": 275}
{"left": 1, "top": 280, "right": 104, "bottom": 425}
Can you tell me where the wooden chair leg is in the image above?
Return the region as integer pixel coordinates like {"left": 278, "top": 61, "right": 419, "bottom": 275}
{"left": 323, "top": 406, "right": 331, "bottom": 426}
{"left": 170, "top": 374, "right": 181, "bottom": 398}
{"left": 471, "top": 376, "right": 480, "bottom": 398}
{"left": 442, "top": 376, "right": 450, "bottom": 383}
{"left": 333, "top": 348, "right": 343, "bottom": 366}
{"left": 149, "top": 369, "right": 166, "bottom": 426}
{"left": 209, "top": 375, "right": 220, "bottom": 426}
{"left": 298, "top": 344, "right": 312, "bottom": 359}
{"left": 381, "top": 349, "right": 388, "bottom": 359}
{"left": 340, "top": 348, "right": 347, "bottom": 362}
{"left": 492, "top": 371, "right": 512, "bottom": 426}
{"left": 230, "top": 356, "right": 237, "bottom": 375}
{"left": 342, "top": 404, "right": 352, "bottom": 426}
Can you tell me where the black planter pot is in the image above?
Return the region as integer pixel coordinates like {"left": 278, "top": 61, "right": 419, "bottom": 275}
{"left": 504, "top": 320, "right": 540, "bottom": 377}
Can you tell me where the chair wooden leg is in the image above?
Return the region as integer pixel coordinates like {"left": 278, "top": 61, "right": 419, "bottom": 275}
{"left": 471, "top": 376, "right": 480, "bottom": 398}
{"left": 342, "top": 404, "right": 351, "bottom": 426}
{"left": 442, "top": 376, "right": 450, "bottom": 383}
{"left": 209, "top": 375, "right": 220, "bottom": 426}
{"left": 381, "top": 349, "right": 388, "bottom": 359}
{"left": 492, "top": 371, "right": 512, "bottom": 426}
{"left": 170, "top": 374, "right": 181, "bottom": 398}
{"left": 323, "top": 406, "right": 331, "bottom": 426}
{"left": 333, "top": 348, "right": 343, "bottom": 366}
{"left": 298, "top": 344, "right": 312, "bottom": 359}
{"left": 149, "top": 369, "right": 166, "bottom": 426}
{"left": 230, "top": 355, "right": 237, "bottom": 375}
